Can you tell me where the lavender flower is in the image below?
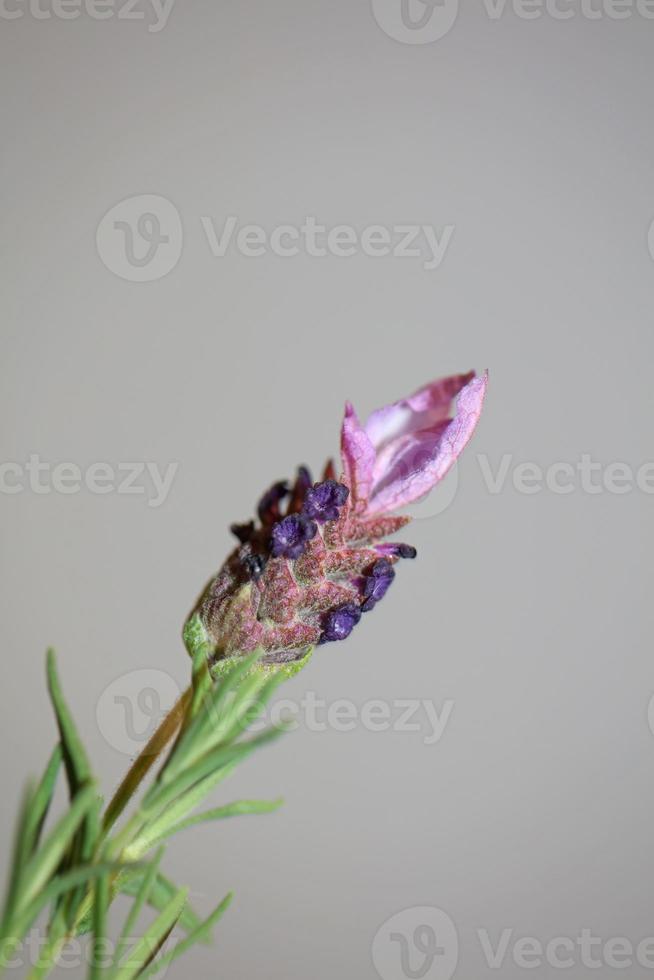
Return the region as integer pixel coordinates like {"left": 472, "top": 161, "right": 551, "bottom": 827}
{"left": 194, "top": 371, "right": 487, "bottom": 671}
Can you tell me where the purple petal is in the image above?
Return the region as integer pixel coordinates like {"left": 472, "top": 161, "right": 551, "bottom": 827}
{"left": 365, "top": 372, "right": 488, "bottom": 515}
{"left": 340, "top": 401, "right": 375, "bottom": 509}
{"left": 319, "top": 603, "right": 362, "bottom": 644}
{"left": 303, "top": 480, "right": 350, "bottom": 524}
{"left": 270, "top": 514, "right": 317, "bottom": 559}
{"left": 365, "top": 372, "right": 475, "bottom": 454}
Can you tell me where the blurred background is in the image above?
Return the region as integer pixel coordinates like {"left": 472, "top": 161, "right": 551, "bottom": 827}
{"left": 2, "top": 1, "right": 654, "bottom": 976}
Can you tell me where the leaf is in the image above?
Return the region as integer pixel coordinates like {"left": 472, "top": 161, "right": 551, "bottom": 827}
{"left": 125, "top": 765, "right": 237, "bottom": 859}
{"left": 137, "top": 891, "right": 233, "bottom": 979}
{"left": 189, "top": 644, "right": 212, "bottom": 721}
{"left": 46, "top": 650, "right": 100, "bottom": 919}
{"left": 144, "top": 724, "right": 286, "bottom": 827}
{"left": 138, "top": 798, "right": 283, "bottom": 851}
{"left": 18, "top": 782, "right": 98, "bottom": 909}
{"left": 160, "top": 652, "right": 262, "bottom": 785}
{"left": 117, "top": 870, "right": 203, "bottom": 937}
{"left": 116, "top": 849, "right": 164, "bottom": 961}
{"left": 46, "top": 649, "right": 92, "bottom": 795}
{"left": 0, "top": 783, "right": 36, "bottom": 943}
{"left": 108, "top": 887, "right": 188, "bottom": 980}
{"left": 17, "top": 862, "right": 132, "bottom": 937}
{"left": 23, "top": 746, "right": 63, "bottom": 857}
{"left": 89, "top": 871, "right": 110, "bottom": 980}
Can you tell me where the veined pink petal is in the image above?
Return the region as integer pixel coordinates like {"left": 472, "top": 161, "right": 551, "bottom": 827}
{"left": 365, "top": 372, "right": 475, "bottom": 455}
{"left": 340, "top": 401, "right": 375, "bottom": 510}
{"left": 365, "top": 372, "right": 488, "bottom": 515}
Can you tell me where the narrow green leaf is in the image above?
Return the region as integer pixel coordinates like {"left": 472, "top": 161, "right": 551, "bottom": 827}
{"left": 19, "top": 782, "right": 98, "bottom": 909}
{"left": 140, "top": 798, "right": 283, "bottom": 851}
{"left": 161, "top": 652, "right": 262, "bottom": 784}
{"left": 89, "top": 871, "right": 110, "bottom": 980}
{"left": 23, "top": 908, "right": 68, "bottom": 980}
{"left": 46, "top": 650, "right": 101, "bottom": 922}
{"left": 125, "top": 765, "right": 237, "bottom": 859}
{"left": 145, "top": 724, "right": 285, "bottom": 824}
{"left": 23, "top": 746, "right": 63, "bottom": 857}
{"left": 46, "top": 649, "right": 92, "bottom": 793}
{"left": 16, "top": 862, "right": 133, "bottom": 937}
{"left": 219, "top": 670, "right": 287, "bottom": 745}
{"left": 116, "top": 871, "right": 202, "bottom": 937}
{"left": 116, "top": 849, "right": 164, "bottom": 962}
{"left": 109, "top": 887, "right": 188, "bottom": 980}
{"left": 0, "top": 782, "right": 35, "bottom": 939}
{"left": 138, "top": 891, "right": 233, "bottom": 979}
{"left": 190, "top": 647, "right": 212, "bottom": 719}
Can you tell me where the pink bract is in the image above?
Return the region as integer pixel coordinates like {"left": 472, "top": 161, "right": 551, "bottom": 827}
{"left": 341, "top": 371, "right": 488, "bottom": 516}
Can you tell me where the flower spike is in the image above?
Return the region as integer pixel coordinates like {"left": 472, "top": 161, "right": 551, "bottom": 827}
{"left": 192, "top": 370, "right": 486, "bottom": 671}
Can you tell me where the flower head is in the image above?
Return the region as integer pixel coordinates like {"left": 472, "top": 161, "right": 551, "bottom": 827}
{"left": 192, "top": 371, "right": 486, "bottom": 671}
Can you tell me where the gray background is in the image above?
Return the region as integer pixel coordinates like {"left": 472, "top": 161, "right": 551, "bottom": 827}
{"left": 2, "top": 1, "right": 654, "bottom": 977}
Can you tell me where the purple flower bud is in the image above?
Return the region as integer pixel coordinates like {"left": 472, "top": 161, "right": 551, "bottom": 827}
{"left": 361, "top": 558, "right": 395, "bottom": 612}
{"left": 270, "top": 514, "right": 317, "bottom": 560}
{"left": 287, "top": 465, "right": 313, "bottom": 514}
{"left": 376, "top": 542, "right": 417, "bottom": 560}
{"left": 319, "top": 603, "right": 362, "bottom": 644}
{"left": 258, "top": 481, "right": 289, "bottom": 524}
{"left": 303, "top": 480, "right": 350, "bottom": 524}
